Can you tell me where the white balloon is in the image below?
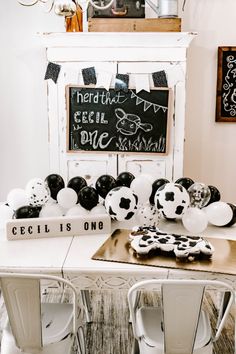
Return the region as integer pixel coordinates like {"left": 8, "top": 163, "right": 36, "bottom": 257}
{"left": 66, "top": 205, "right": 89, "bottom": 216}
{"left": 39, "top": 204, "right": 64, "bottom": 218}
{"left": 7, "top": 188, "right": 28, "bottom": 210}
{"left": 90, "top": 204, "right": 107, "bottom": 215}
{"left": 139, "top": 173, "right": 155, "bottom": 183}
{"left": 182, "top": 207, "right": 208, "bottom": 234}
{"left": 130, "top": 175, "right": 152, "bottom": 205}
{"left": 204, "top": 201, "right": 233, "bottom": 226}
{"left": 0, "top": 204, "right": 14, "bottom": 228}
{"left": 57, "top": 188, "right": 77, "bottom": 209}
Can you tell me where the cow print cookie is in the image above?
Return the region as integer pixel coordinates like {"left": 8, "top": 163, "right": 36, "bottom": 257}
{"left": 129, "top": 226, "right": 214, "bottom": 261}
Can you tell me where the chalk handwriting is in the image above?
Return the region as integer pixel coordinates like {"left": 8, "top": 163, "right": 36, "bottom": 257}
{"left": 80, "top": 130, "right": 115, "bottom": 150}
{"left": 76, "top": 90, "right": 127, "bottom": 105}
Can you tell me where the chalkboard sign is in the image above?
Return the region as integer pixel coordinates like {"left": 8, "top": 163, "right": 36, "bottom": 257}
{"left": 67, "top": 86, "right": 170, "bottom": 153}
{"left": 216, "top": 47, "right": 236, "bottom": 122}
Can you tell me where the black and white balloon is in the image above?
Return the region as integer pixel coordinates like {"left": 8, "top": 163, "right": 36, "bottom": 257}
{"left": 205, "top": 185, "right": 221, "bottom": 206}
{"left": 204, "top": 201, "right": 234, "bottom": 226}
{"left": 45, "top": 174, "right": 65, "bottom": 200}
{"left": 149, "top": 178, "right": 169, "bottom": 205}
{"left": 154, "top": 182, "right": 190, "bottom": 219}
{"left": 78, "top": 186, "right": 99, "bottom": 211}
{"left": 175, "top": 177, "right": 194, "bottom": 190}
{"left": 105, "top": 186, "right": 138, "bottom": 221}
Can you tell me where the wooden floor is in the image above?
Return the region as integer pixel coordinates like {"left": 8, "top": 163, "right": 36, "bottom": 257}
{"left": 0, "top": 289, "right": 234, "bottom": 354}
{"left": 85, "top": 290, "right": 235, "bottom": 354}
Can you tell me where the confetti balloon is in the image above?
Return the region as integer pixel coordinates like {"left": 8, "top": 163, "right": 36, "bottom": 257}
{"left": 188, "top": 182, "right": 211, "bottom": 208}
{"left": 25, "top": 178, "right": 50, "bottom": 207}
{"left": 116, "top": 172, "right": 135, "bottom": 188}
{"left": 182, "top": 207, "right": 208, "bottom": 233}
{"left": 154, "top": 182, "right": 190, "bottom": 219}
{"left": 78, "top": 186, "right": 99, "bottom": 210}
{"left": 136, "top": 203, "right": 161, "bottom": 227}
{"left": 7, "top": 188, "right": 29, "bottom": 210}
{"left": 105, "top": 186, "right": 138, "bottom": 221}
{"left": 204, "top": 201, "right": 233, "bottom": 226}
{"left": 57, "top": 187, "right": 77, "bottom": 209}
{"left": 45, "top": 174, "right": 65, "bottom": 200}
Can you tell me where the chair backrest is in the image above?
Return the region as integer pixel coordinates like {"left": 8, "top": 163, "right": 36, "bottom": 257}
{"left": 0, "top": 273, "right": 78, "bottom": 353}
{"left": 128, "top": 279, "right": 234, "bottom": 354}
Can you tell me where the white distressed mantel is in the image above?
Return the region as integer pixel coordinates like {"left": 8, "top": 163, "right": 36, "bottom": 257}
{"left": 42, "top": 32, "right": 197, "bottom": 185}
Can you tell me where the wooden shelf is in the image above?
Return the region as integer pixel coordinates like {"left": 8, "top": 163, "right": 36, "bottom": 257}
{"left": 88, "top": 18, "right": 181, "bottom": 32}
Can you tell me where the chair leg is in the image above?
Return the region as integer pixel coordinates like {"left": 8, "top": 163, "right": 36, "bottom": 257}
{"left": 129, "top": 291, "right": 141, "bottom": 323}
{"left": 132, "top": 338, "right": 140, "bottom": 354}
{"left": 76, "top": 326, "right": 86, "bottom": 354}
{"left": 81, "top": 290, "right": 92, "bottom": 323}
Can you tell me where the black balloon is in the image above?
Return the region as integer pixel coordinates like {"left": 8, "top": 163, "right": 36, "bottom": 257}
{"left": 149, "top": 178, "right": 169, "bottom": 205}
{"left": 78, "top": 186, "right": 99, "bottom": 210}
{"left": 95, "top": 174, "right": 117, "bottom": 199}
{"left": 14, "top": 206, "right": 40, "bottom": 219}
{"left": 45, "top": 174, "right": 65, "bottom": 200}
{"left": 205, "top": 185, "right": 221, "bottom": 206}
{"left": 67, "top": 176, "right": 87, "bottom": 196}
{"left": 175, "top": 177, "right": 194, "bottom": 190}
{"left": 116, "top": 172, "right": 135, "bottom": 188}
{"left": 224, "top": 203, "right": 236, "bottom": 227}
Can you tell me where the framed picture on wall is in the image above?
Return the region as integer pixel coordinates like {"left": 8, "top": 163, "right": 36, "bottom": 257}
{"left": 216, "top": 46, "right": 236, "bottom": 122}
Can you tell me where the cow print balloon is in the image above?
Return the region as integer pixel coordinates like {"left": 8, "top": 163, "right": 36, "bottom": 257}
{"left": 105, "top": 186, "right": 138, "bottom": 221}
{"left": 154, "top": 182, "right": 190, "bottom": 219}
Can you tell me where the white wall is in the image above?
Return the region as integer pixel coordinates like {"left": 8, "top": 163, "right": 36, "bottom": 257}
{"left": 0, "top": 1, "right": 64, "bottom": 201}
{"left": 0, "top": 0, "right": 236, "bottom": 202}
{"left": 181, "top": 0, "right": 236, "bottom": 202}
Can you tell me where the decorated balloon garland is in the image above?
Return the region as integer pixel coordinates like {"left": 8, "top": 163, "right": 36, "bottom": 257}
{"left": 0, "top": 173, "right": 235, "bottom": 235}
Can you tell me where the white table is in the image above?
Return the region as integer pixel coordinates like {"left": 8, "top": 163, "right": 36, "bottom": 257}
{"left": 0, "top": 219, "right": 235, "bottom": 348}
{"left": 1, "top": 219, "right": 236, "bottom": 288}
{"left": 0, "top": 234, "right": 73, "bottom": 275}
{"left": 61, "top": 219, "right": 236, "bottom": 290}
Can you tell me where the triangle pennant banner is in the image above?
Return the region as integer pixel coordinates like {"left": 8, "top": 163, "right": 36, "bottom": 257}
{"left": 136, "top": 97, "right": 143, "bottom": 105}
{"left": 153, "top": 105, "right": 160, "bottom": 113}
{"left": 144, "top": 101, "right": 152, "bottom": 111}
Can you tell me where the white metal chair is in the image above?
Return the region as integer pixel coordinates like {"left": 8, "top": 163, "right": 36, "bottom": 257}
{"left": 128, "top": 279, "right": 234, "bottom": 354}
{"left": 0, "top": 273, "right": 86, "bottom": 354}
